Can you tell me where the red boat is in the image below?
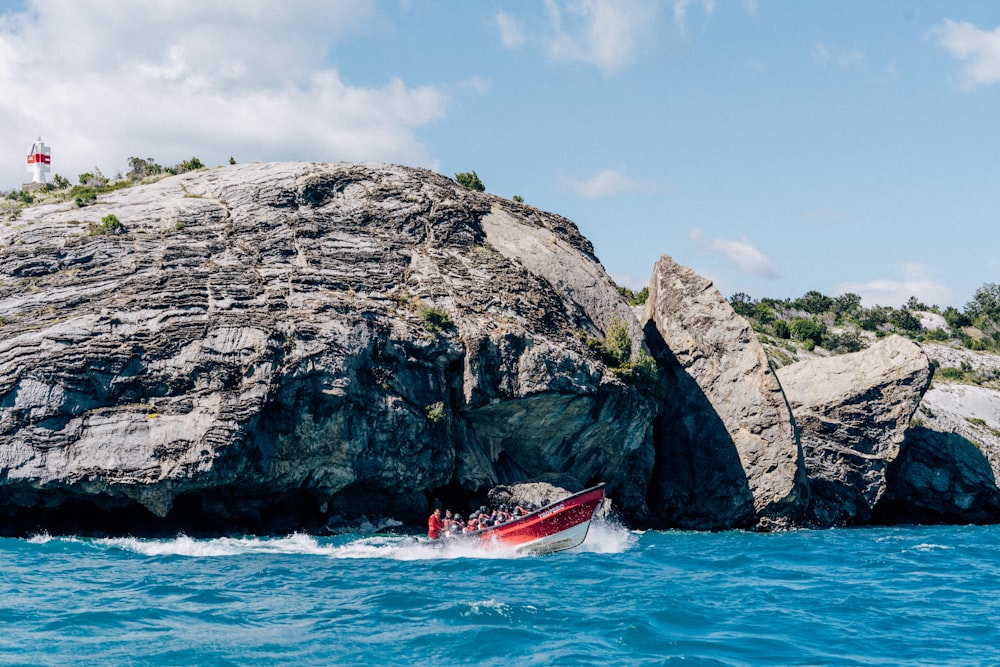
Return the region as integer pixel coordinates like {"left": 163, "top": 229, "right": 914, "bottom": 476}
{"left": 469, "top": 483, "right": 606, "bottom": 555}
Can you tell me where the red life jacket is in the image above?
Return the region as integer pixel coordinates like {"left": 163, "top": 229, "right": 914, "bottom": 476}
{"left": 428, "top": 513, "right": 443, "bottom": 539}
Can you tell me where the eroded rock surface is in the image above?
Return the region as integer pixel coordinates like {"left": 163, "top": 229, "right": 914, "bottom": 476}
{"left": 878, "top": 382, "right": 1000, "bottom": 524}
{"left": 642, "top": 255, "right": 808, "bottom": 529}
{"left": 776, "top": 335, "right": 932, "bottom": 525}
{"left": 0, "top": 162, "right": 657, "bottom": 534}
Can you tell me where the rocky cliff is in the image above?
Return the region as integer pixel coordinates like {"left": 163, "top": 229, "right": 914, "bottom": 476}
{"left": 0, "top": 162, "right": 656, "bottom": 535}
{"left": 1, "top": 162, "right": 998, "bottom": 535}
{"left": 776, "top": 335, "right": 933, "bottom": 525}
{"left": 642, "top": 256, "right": 808, "bottom": 529}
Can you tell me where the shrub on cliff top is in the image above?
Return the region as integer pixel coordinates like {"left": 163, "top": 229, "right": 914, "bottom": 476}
{"left": 455, "top": 171, "right": 485, "bottom": 191}
{"left": 89, "top": 214, "right": 126, "bottom": 236}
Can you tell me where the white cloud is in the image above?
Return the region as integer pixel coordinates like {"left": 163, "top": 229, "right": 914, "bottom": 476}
{"left": 933, "top": 19, "right": 1000, "bottom": 89}
{"left": 506, "top": 0, "right": 754, "bottom": 74}
{"left": 0, "top": 0, "right": 449, "bottom": 188}
{"left": 689, "top": 229, "right": 780, "bottom": 279}
{"left": 497, "top": 10, "right": 526, "bottom": 49}
{"left": 672, "top": 0, "right": 715, "bottom": 37}
{"left": 543, "top": 0, "right": 660, "bottom": 75}
{"left": 834, "top": 263, "right": 954, "bottom": 308}
{"left": 812, "top": 43, "right": 864, "bottom": 67}
{"left": 565, "top": 168, "right": 661, "bottom": 198}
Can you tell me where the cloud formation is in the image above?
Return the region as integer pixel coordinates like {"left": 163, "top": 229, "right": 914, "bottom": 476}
{"left": 565, "top": 168, "right": 659, "bottom": 198}
{"left": 0, "top": 0, "right": 448, "bottom": 187}
{"left": 690, "top": 229, "right": 780, "bottom": 280}
{"left": 834, "top": 263, "right": 954, "bottom": 308}
{"left": 933, "top": 19, "right": 1000, "bottom": 89}
{"left": 812, "top": 43, "right": 865, "bottom": 67}
{"left": 542, "top": 0, "right": 660, "bottom": 75}
{"left": 496, "top": 10, "right": 526, "bottom": 49}
{"left": 672, "top": 0, "right": 715, "bottom": 36}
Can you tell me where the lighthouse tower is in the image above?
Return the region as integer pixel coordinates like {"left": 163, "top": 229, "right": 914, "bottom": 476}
{"left": 26, "top": 136, "right": 51, "bottom": 186}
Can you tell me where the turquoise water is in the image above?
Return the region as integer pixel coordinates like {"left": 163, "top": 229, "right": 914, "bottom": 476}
{"left": 2, "top": 521, "right": 999, "bottom": 666}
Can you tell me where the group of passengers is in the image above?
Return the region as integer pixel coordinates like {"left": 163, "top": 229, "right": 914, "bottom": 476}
{"left": 427, "top": 500, "right": 544, "bottom": 539}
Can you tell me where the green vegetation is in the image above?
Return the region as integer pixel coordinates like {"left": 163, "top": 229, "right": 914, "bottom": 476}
{"left": 455, "top": 171, "right": 485, "bottom": 191}
{"left": 930, "top": 360, "right": 1000, "bottom": 389}
{"left": 89, "top": 214, "right": 126, "bottom": 236}
{"left": 618, "top": 285, "right": 648, "bottom": 306}
{"left": 421, "top": 306, "right": 455, "bottom": 334}
{"left": 127, "top": 156, "right": 204, "bottom": 181}
{"left": 1, "top": 156, "right": 209, "bottom": 218}
{"left": 424, "top": 401, "right": 446, "bottom": 424}
{"left": 5, "top": 189, "right": 35, "bottom": 205}
{"left": 578, "top": 318, "right": 659, "bottom": 386}
{"left": 604, "top": 318, "right": 632, "bottom": 366}
{"left": 730, "top": 282, "right": 1000, "bottom": 356}
{"left": 127, "top": 156, "right": 164, "bottom": 181}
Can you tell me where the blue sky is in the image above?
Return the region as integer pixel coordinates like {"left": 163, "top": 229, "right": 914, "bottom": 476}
{"left": 1, "top": 1, "right": 998, "bottom": 308}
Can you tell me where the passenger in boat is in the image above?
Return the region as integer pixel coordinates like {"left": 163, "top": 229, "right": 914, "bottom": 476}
{"left": 443, "top": 514, "right": 463, "bottom": 536}
{"left": 443, "top": 509, "right": 454, "bottom": 531}
{"left": 476, "top": 506, "right": 490, "bottom": 524}
{"left": 452, "top": 514, "right": 465, "bottom": 531}
{"left": 464, "top": 518, "right": 479, "bottom": 533}
{"left": 427, "top": 508, "right": 444, "bottom": 539}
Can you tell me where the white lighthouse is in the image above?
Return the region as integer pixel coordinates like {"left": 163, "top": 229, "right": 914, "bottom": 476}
{"left": 26, "top": 136, "right": 51, "bottom": 185}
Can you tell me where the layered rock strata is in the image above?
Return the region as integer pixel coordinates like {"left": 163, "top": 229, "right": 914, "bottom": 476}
{"left": 0, "top": 162, "right": 657, "bottom": 534}
{"left": 642, "top": 256, "right": 808, "bottom": 529}
{"left": 776, "top": 335, "right": 932, "bottom": 525}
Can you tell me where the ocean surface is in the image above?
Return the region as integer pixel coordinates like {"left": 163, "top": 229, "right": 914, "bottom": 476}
{"left": 2, "top": 520, "right": 999, "bottom": 666}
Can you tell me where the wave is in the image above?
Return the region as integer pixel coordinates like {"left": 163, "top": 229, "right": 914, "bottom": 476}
{"left": 32, "top": 512, "right": 638, "bottom": 561}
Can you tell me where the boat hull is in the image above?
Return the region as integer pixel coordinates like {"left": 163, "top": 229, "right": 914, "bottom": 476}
{"left": 475, "top": 484, "right": 606, "bottom": 555}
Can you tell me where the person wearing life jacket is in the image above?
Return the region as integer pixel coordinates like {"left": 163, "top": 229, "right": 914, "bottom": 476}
{"left": 477, "top": 506, "right": 490, "bottom": 524}
{"left": 427, "top": 508, "right": 444, "bottom": 539}
{"left": 443, "top": 509, "right": 454, "bottom": 532}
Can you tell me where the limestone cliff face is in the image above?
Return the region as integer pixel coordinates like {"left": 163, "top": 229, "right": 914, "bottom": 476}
{"left": 880, "top": 381, "right": 1000, "bottom": 524}
{"left": 4, "top": 162, "right": 999, "bottom": 535}
{"left": 0, "top": 162, "right": 657, "bottom": 534}
{"left": 776, "top": 336, "right": 933, "bottom": 526}
{"left": 642, "top": 256, "right": 808, "bottom": 529}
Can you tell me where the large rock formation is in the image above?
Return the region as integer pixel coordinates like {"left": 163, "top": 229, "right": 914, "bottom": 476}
{"left": 0, "top": 162, "right": 658, "bottom": 535}
{"left": 877, "top": 381, "right": 1000, "bottom": 524}
{"left": 642, "top": 256, "right": 808, "bottom": 529}
{"left": 776, "top": 335, "right": 933, "bottom": 525}
{"left": 5, "top": 162, "right": 1000, "bottom": 536}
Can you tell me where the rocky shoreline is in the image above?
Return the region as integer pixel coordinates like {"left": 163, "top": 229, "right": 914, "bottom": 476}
{"left": 1, "top": 162, "right": 998, "bottom": 536}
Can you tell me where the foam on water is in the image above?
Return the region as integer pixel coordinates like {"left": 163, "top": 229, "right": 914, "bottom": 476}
{"left": 4, "top": 524, "right": 1000, "bottom": 665}
{"left": 574, "top": 516, "right": 639, "bottom": 554}
{"left": 70, "top": 513, "right": 638, "bottom": 561}
{"left": 98, "top": 532, "right": 327, "bottom": 558}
